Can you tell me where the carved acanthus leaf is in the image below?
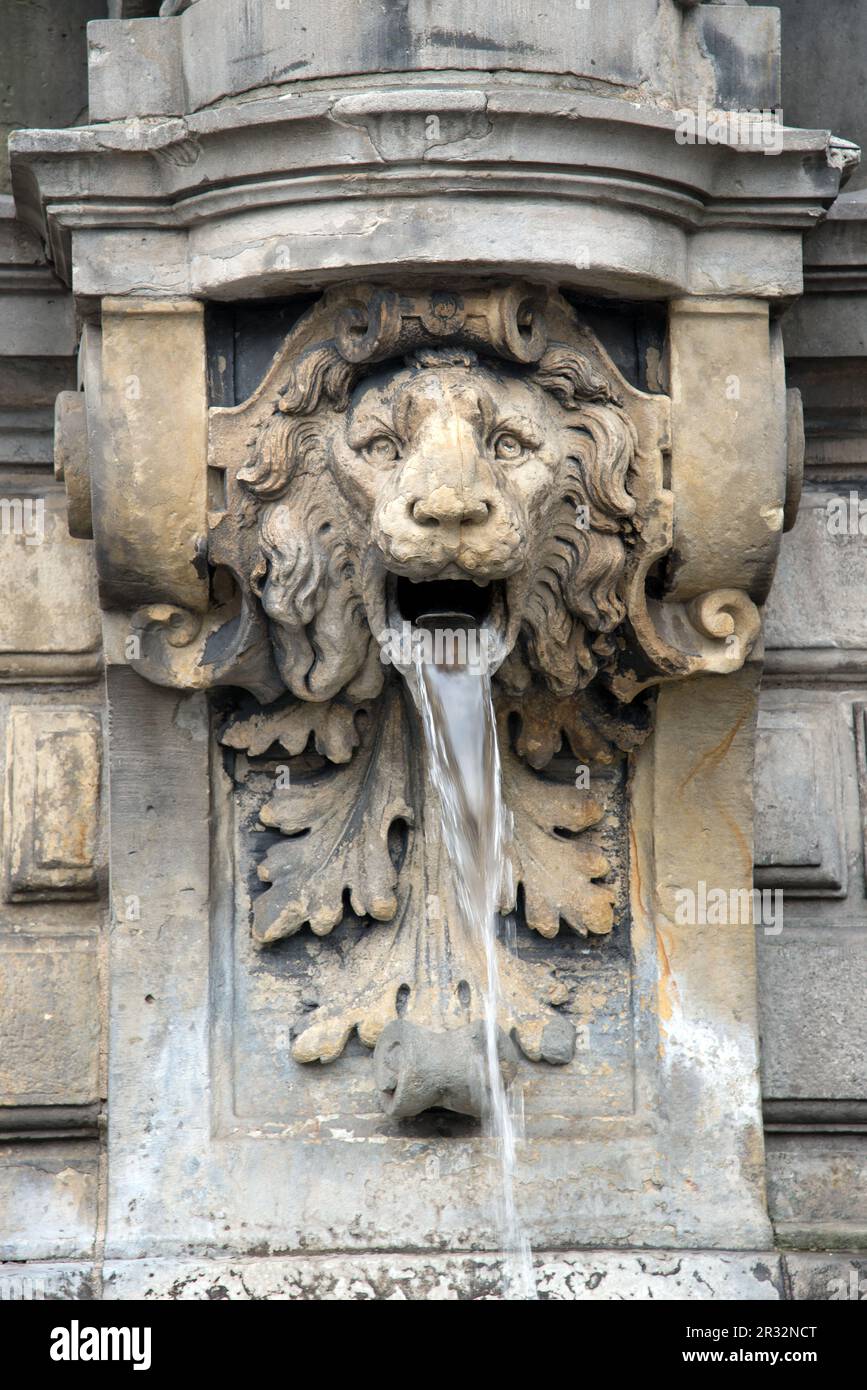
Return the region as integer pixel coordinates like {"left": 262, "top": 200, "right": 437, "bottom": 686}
{"left": 498, "top": 685, "right": 651, "bottom": 770}
{"left": 222, "top": 696, "right": 373, "bottom": 765}
{"left": 291, "top": 915, "right": 571, "bottom": 1067}
{"left": 242, "top": 690, "right": 413, "bottom": 943}
{"left": 499, "top": 728, "right": 616, "bottom": 938}
{"left": 222, "top": 682, "right": 584, "bottom": 1064}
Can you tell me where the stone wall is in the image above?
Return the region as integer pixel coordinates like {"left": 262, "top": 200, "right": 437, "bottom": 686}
{"left": 0, "top": 0, "right": 864, "bottom": 1300}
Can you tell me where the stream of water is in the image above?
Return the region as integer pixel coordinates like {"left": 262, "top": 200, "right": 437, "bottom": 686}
{"left": 409, "top": 619, "right": 537, "bottom": 1301}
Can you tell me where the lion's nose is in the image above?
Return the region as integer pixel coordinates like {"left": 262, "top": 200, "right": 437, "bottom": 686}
{"left": 411, "top": 485, "right": 490, "bottom": 528}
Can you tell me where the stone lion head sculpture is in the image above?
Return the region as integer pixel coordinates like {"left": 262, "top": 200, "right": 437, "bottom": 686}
{"left": 231, "top": 284, "right": 649, "bottom": 704}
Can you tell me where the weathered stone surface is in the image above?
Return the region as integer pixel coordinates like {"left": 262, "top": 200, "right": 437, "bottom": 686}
{"left": 783, "top": 1252, "right": 867, "bottom": 1300}
{"left": 758, "top": 933, "right": 867, "bottom": 1101}
{"left": 0, "top": 936, "right": 100, "bottom": 1106}
{"left": 54, "top": 391, "right": 92, "bottom": 539}
{"left": 3, "top": 707, "right": 102, "bottom": 901}
{"left": 89, "top": 18, "right": 183, "bottom": 121}
{"left": 0, "top": 1262, "right": 95, "bottom": 1301}
{"left": 0, "top": 199, "right": 76, "bottom": 467}
{"left": 0, "top": 483, "right": 100, "bottom": 680}
{"left": 0, "top": 1143, "right": 97, "bottom": 1262}
{"left": 781, "top": 194, "right": 867, "bottom": 478}
{"left": 633, "top": 668, "right": 772, "bottom": 1251}
{"left": 103, "top": 672, "right": 213, "bottom": 1260}
{"left": 667, "top": 299, "right": 787, "bottom": 604}
{"left": 87, "top": 0, "right": 782, "bottom": 123}
{"left": 754, "top": 701, "right": 845, "bottom": 895}
{"left": 0, "top": 1, "right": 102, "bottom": 195}
{"left": 765, "top": 489, "right": 867, "bottom": 653}
{"left": 752, "top": 685, "right": 867, "bottom": 1246}
{"left": 766, "top": 1135, "right": 867, "bottom": 1251}
{"left": 777, "top": 0, "right": 867, "bottom": 194}
{"left": 0, "top": 286, "right": 75, "bottom": 362}
{"left": 40, "top": 1249, "right": 867, "bottom": 1301}
{"left": 0, "top": 210, "right": 74, "bottom": 357}
{"left": 95, "top": 298, "right": 208, "bottom": 612}
{"left": 102, "top": 1250, "right": 785, "bottom": 1301}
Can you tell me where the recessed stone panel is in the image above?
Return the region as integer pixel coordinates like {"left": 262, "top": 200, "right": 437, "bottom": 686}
{"left": 758, "top": 933, "right": 867, "bottom": 1101}
{"left": 0, "top": 483, "right": 100, "bottom": 679}
{"left": 753, "top": 704, "right": 845, "bottom": 895}
{"left": 766, "top": 1133, "right": 867, "bottom": 1245}
{"left": 0, "top": 1142, "right": 97, "bottom": 1262}
{"left": 3, "top": 707, "right": 102, "bottom": 901}
{"left": 0, "top": 936, "right": 99, "bottom": 1107}
{"left": 764, "top": 489, "right": 867, "bottom": 652}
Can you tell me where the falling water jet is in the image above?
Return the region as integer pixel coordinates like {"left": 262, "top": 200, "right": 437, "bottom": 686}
{"left": 405, "top": 609, "right": 537, "bottom": 1302}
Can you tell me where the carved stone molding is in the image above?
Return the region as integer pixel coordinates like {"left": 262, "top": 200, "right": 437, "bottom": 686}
{"left": 11, "top": 85, "right": 848, "bottom": 301}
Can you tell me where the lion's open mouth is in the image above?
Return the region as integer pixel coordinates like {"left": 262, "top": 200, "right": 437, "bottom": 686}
{"left": 367, "top": 572, "right": 512, "bottom": 671}
{"left": 394, "top": 577, "right": 494, "bottom": 626}
{"left": 361, "top": 558, "right": 520, "bottom": 673}
{"left": 387, "top": 573, "right": 508, "bottom": 641}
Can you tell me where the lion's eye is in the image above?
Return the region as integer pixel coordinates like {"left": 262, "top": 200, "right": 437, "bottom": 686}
{"left": 363, "top": 435, "right": 400, "bottom": 464}
{"left": 493, "top": 432, "right": 525, "bottom": 461}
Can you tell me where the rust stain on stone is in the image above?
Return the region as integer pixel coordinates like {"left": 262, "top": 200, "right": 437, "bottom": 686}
{"left": 655, "top": 920, "right": 679, "bottom": 1027}
{"left": 716, "top": 799, "right": 752, "bottom": 879}
{"left": 677, "top": 704, "right": 749, "bottom": 794}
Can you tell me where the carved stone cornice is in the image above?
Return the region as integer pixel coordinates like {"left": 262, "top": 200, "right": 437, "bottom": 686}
{"left": 10, "top": 88, "right": 852, "bottom": 301}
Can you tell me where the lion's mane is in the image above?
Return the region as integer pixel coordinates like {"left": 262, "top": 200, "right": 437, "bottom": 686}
{"left": 238, "top": 342, "right": 638, "bottom": 700}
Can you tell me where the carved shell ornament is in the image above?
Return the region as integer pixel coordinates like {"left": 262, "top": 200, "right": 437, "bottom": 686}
{"left": 129, "top": 282, "right": 761, "bottom": 1080}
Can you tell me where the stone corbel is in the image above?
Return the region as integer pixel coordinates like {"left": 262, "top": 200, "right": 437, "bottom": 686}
{"left": 54, "top": 298, "right": 209, "bottom": 620}
{"left": 608, "top": 296, "right": 804, "bottom": 699}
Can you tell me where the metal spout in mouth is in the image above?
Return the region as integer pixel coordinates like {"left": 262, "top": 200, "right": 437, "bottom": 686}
{"left": 412, "top": 609, "right": 495, "bottom": 672}
{"left": 378, "top": 574, "right": 508, "bottom": 674}
{"left": 414, "top": 610, "right": 479, "bottom": 629}
{"left": 414, "top": 610, "right": 478, "bottom": 669}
